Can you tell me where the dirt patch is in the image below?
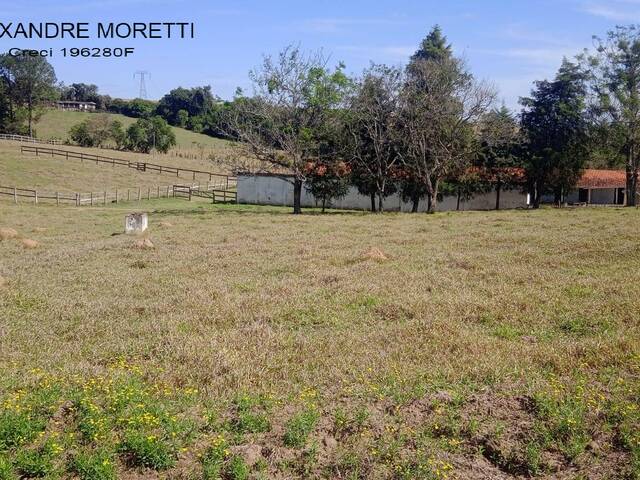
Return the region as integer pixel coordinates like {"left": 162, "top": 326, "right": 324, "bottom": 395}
{"left": 0, "top": 227, "right": 18, "bottom": 240}
{"left": 158, "top": 221, "right": 173, "bottom": 228}
{"left": 0, "top": 275, "right": 7, "bottom": 288}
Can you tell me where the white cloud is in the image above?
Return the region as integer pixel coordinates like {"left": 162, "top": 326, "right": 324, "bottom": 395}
{"left": 581, "top": 1, "right": 640, "bottom": 21}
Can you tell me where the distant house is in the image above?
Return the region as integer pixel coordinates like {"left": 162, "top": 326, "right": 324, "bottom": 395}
{"left": 55, "top": 101, "right": 96, "bottom": 112}
{"left": 566, "top": 169, "right": 627, "bottom": 205}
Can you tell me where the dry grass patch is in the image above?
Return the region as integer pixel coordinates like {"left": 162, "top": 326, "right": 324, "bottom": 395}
{"left": 0, "top": 228, "right": 18, "bottom": 241}
{"left": 0, "top": 201, "right": 639, "bottom": 478}
{"left": 133, "top": 237, "right": 154, "bottom": 249}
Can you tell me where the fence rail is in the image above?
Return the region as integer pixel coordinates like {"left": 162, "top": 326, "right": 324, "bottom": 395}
{"left": 0, "top": 134, "right": 61, "bottom": 145}
{"left": 0, "top": 184, "right": 182, "bottom": 206}
{"left": 20, "top": 145, "right": 237, "bottom": 187}
{"left": 0, "top": 182, "right": 237, "bottom": 206}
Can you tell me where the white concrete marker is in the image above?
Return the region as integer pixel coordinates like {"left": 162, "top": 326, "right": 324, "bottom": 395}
{"left": 125, "top": 213, "right": 148, "bottom": 234}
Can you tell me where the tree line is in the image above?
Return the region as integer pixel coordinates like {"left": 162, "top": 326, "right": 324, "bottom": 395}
{"left": 2, "top": 25, "right": 640, "bottom": 212}
{"left": 216, "top": 25, "right": 640, "bottom": 213}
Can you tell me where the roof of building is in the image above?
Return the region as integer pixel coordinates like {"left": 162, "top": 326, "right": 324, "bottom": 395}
{"left": 577, "top": 169, "right": 626, "bottom": 189}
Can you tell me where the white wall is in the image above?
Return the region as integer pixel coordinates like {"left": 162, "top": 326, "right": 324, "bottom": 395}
{"left": 237, "top": 175, "right": 529, "bottom": 212}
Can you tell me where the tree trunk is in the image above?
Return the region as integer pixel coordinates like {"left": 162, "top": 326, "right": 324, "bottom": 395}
{"left": 626, "top": 162, "right": 637, "bottom": 207}
{"left": 426, "top": 180, "right": 439, "bottom": 214}
{"left": 28, "top": 96, "right": 33, "bottom": 137}
{"left": 321, "top": 197, "right": 326, "bottom": 213}
{"left": 532, "top": 185, "right": 541, "bottom": 209}
{"left": 411, "top": 193, "right": 419, "bottom": 213}
{"left": 293, "top": 178, "right": 302, "bottom": 214}
{"left": 456, "top": 189, "right": 461, "bottom": 211}
{"left": 377, "top": 192, "right": 384, "bottom": 213}
{"left": 370, "top": 192, "right": 376, "bottom": 213}
{"left": 553, "top": 188, "right": 562, "bottom": 207}
{"left": 495, "top": 181, "right": 501, "bottom": 210}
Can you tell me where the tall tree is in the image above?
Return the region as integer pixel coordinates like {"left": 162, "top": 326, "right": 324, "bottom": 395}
{"left": 0, "top": 53, "right": 57, "bottom": 136}
{"left": 222, "top": 46, "right": 350, "bottom": 214}
{"left": 477, "top": 105, "right": 522, "bottom": 209}
{"left": 399, "top": 28, "right": 495, "bottom": 213}
{"left": 346, "top": 64, "right": 402, "bottom": 212}
{"left": 520, "top": 59, "right": 589, "bottom": 207}
{"left": 587, "top": 26, "right": 640, "bottom": 206}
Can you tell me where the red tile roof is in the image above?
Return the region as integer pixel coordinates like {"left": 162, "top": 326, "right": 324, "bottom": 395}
{"left": 577, "top": 169, "right": 626, "bottom": 189}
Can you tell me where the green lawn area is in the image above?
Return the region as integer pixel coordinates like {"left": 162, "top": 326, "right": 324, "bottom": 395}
{"left": 1, "top": 200, "right": 639, "bottom": 479}
{"left": 34, "top": 109, "right": 232, "bottom": 151}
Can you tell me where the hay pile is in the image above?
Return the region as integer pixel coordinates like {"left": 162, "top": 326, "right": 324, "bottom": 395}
{"left": 158, "top": 221, "right": 173, "bottom": 228}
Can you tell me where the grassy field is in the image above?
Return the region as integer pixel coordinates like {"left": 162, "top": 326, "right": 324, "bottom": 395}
{"left": 32, "top": 110, "right": 239, "bottom": 165}
{"left": 0, "top": 198, "right": 639, "bottom": 479}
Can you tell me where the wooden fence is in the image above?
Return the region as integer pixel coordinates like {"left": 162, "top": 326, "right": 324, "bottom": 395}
{"left": 174, "top": 184, "right": 237, "bottom": 203}
{"left": 0, "top": 184, "right": 181, "bottom": 206}
{"left": 0, "top": 134, "right": 61, "bottom": 145}
{"left": 20, "top": 145, "right": 237, "bottom": 188}
{"left": 0, "top": 183, "right": 237, "bottom": 206}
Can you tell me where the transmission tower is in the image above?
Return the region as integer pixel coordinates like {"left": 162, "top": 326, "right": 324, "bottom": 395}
{"left": 134, "top": 71, "right": 150, "bottom": 99}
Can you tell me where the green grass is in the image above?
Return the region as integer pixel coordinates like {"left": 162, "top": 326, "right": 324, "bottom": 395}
{"left": 1, "top": 200, "right": 639, "bottom": 478}
{"left": 34, "top": 109, "right": 229, "bottom": 150}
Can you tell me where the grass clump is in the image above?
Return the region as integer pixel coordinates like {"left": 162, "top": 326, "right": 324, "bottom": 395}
{"left": 0, "top": 455, "right": 16, "bottom": 480}
{"left": 14, "top": 440, "right": 62, "bottom": 478}
{"left": 72, "top": 449, "right": 117, "bottom": 480}
{"left": 284, "top": 407, "right": 320, "bottom": 448}
{"left": 229, "top": 393, "right": 271, "bottom": 435}
{"left": 202, "top": 434, "right": 249, "bottom": 480}
{"left": 118, "top": 431, "right": 175, "bottom": 470}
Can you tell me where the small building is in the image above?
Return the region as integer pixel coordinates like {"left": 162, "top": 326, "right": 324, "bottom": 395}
{"left": 566, "top": 169, "right": 626, "bottom": 205}
{"left": 55, "top": 101, "right": 97, "bottom": 112}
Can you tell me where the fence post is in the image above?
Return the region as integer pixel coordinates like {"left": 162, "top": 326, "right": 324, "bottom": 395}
{"left": 188, "top": 187, "right": 192, "bottom": 201}
{"left": 115, "top": 188, "right": 118, "bottom": 204}
{"left": 177, "top": 169, "right": 180, "bottom": 178}
{"left": 147, "top": 187, "right": 150, "bottom": 200}
{"left": 166, "top": 185, "right": 170, "bottom": 198}
{"left": 34, "top": 190, "right": 38, "bottom": 205}
{"left": 104, "top": 191, "right": 107, "bottom": 205}
{"left": 193, "top": 171, "right": 196, "bottom": 181}
{"left": 76, "top": 193, "right": 79, "bottom": 206}
{"left": 157, "top": 186, "right": 160, "bottom": 198}
{"left": 223, "top": 190, "right": 227, "bottom": 203}
{"left": 137, "top": 187, "right": 141, "bottom": 202}
{"left": 90, "top": 192, "right": 93, "bottom": 206}
{"left": 13, "top": 187, "right": 17, "bottom": 204}
{"left": 127, "top": 189, "right": 130, "bottom": 202}
{"left": 56, "top": 192, "right": 59, "bottom": 206}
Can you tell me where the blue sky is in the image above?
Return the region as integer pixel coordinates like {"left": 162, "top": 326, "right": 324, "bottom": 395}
{"left": 0, "top": 0, "right": 634, "bottom": 109}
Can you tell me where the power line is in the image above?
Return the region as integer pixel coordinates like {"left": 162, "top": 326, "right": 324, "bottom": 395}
{"left": 134, "top": 71, "right": 150, "bottom": 99}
